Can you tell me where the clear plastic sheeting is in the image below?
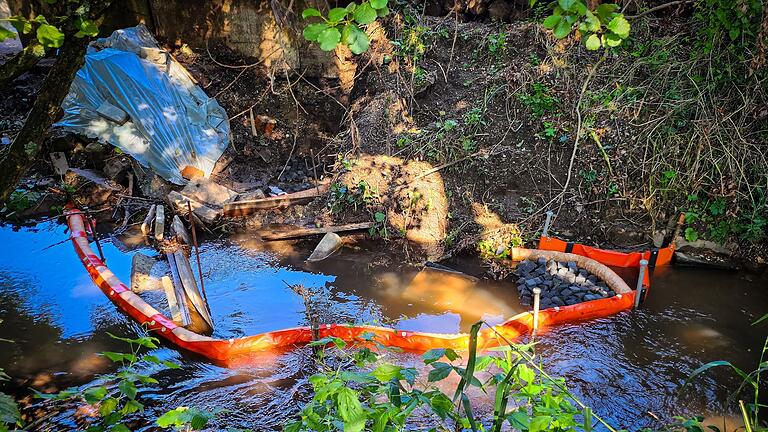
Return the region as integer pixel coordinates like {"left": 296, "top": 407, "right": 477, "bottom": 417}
{"left": 56, "top": 25, "right": 230, "bottom": 185}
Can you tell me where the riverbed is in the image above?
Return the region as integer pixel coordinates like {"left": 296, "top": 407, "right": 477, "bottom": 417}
{"left": 0, "top": 221, "right": 765, "bottom": 430}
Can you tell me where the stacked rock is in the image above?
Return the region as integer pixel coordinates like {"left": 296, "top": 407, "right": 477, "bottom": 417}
{"left": 513, "top": 257, "right": 616, "bottom": 309}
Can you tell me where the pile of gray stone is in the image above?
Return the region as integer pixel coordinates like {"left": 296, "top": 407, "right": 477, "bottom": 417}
{"left": 513, "top": 257, "right": 616, "bottom": 308}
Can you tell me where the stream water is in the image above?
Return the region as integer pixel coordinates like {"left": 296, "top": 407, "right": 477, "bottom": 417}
{"left": 0, "top": 221, "right": 766, "bottom": 430}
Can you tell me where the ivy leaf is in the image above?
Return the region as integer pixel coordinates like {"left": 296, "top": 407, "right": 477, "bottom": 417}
{"left": 353, "top": 2, "right": 377, "bottom": 25}
{"left": 318, "top": 27, "right": 341, "bottom": 51}
{"left": 342, "top": 24, "right": 370, "bottom": 54}
{"left": 606, "top": 15, "right": 630, "bottom": 38}
{"left": 328, "top": 7, "right": 349, "bottom": 23}
{"left": 36, "top": 23, "right": 64, "bottom": 48}
{"left": 374, "top": 211, "right": 386, "bottom": 222}
{"left": 370, "top": 0, "right": 388, "bottom": 9}
{"left": 553, "top": 17, "right": 573, "bottom": 39}
{"left": 303, "top": 23, "right": 328, "bottom": 42}
{"left": 302, "top": 8, "right": 322, "bottom": 18}
{"left": 542, "top": 14, "right": 561, "bottom": 29}
{"left": 376, "top": 6, "right": 390, "bottom": 17}
{"left": 585, "top": 33, "right": 601, "bottom": 50}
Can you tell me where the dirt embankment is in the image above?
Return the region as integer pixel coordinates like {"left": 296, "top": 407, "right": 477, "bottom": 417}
{"left": 1, "top": 6, "right": 766, "bottom": 271}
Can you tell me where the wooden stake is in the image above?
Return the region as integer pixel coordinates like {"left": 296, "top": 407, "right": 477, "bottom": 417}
{"left": 187, "top": 200, "right": 210, "bottom": 309}
{"left": 311, "top": 149, "right": 320, "bottom": 196}
{"left": 86, "top": 209, "right": 106, "bottom": 263}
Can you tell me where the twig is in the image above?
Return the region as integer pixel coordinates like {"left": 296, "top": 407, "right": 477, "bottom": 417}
{"left": 626, "top": 0, "right": 693, "bottom": 19}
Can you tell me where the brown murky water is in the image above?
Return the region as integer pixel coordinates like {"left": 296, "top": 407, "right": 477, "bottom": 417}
{"left": 0, "top": 222, "right": 766, "bottom": 430}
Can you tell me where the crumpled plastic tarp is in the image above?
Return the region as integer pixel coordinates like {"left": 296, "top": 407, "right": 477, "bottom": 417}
{"left": 56, "top": 25, "right": 230, "bottom": 185}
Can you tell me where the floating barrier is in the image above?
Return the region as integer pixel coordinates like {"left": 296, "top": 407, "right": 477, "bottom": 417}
{"left": 66, "top": 208, "right": 640, "bottom": 366}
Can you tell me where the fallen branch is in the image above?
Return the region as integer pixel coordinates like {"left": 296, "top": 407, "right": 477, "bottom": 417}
{"left": 260, "top": 222, "right": 374, "bottom": 241}
{"left": 626, "top": 0, "right": 693, "bottom": 19}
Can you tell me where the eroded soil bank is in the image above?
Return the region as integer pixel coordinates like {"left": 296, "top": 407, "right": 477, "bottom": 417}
{"left": 1, "top": 4, "right": 767, "bottom": 272}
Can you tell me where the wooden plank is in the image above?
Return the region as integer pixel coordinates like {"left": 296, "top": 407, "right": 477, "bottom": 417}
{"left": 223, "top": 184, "right": 329, "bottom": 217}
{"left": 140, "top": 204, "right": 156, "bottom": 235}
{"left": 154, "top": 205, "right": 165, "bottom": 241}
{"left": 173, "top": 250, "right": 214, "bottom": 333}
{"left": 161, "top": 275, "right": 183, "bottom": 324}
{"left": 171, "top": 215, "right": 191, "bottom": 245}
{"left": 166, "top": 252, "right": 191, "bottom": 326}
{"left": 260, "top": 222, "right": 374, "bottom": 241}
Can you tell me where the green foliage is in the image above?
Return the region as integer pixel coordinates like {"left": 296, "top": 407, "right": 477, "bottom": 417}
{"left": 0, "top": 342, "right": 21, "bottom": 432}
{"left": 302, "top": 0, "right": 389, "bottom": 54}
{"left": 36, "top": 332, "right": 192, "bottom": 432}
{"left": 0, "top": 1, "right": 101, "bottom": 48}
{"left": 536, "top": 1, "right": 630, "bottom": 50}
{"left": 517, "top": 83, "right": 559, "bottom": 117}
{"left": 485, "top": 30, "right": 508, "bottom": 57}
{"left": 329, "top": 180, "right": 378, "bottom": 213}
{"left": 682, "top": 190, "right": 767, "bottom": 244}
{"left": 156, "top": 407, "right": 218, "bottom": 431}
{"left": 286, "top": 322, "right": 600, "bottom": 432}
{"left": 694, "top": 0, "right": 764, "bottom": 53}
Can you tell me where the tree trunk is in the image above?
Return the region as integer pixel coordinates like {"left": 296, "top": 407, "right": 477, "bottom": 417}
{"left": 0, "top": 40, "right": 47, "bottom": 90}
{"left": 0, "top": 34, "right": 88, "bottom": 202}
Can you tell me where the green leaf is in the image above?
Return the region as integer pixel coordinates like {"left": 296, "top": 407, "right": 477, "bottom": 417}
{"left": 557, "top": 0, "right": 577, "bottom": 12}
{"left": 328, "top": 7, "right": 349, "bottom": 22}
{"left": 342, "top": 24, "right": 370, "bottom": 55}
{"left": 604, "top": 32, "right": 622, "bottom": 47}
{"left": 683, "top": 360, "right": 755, "bottom": 389}
{"left": 595, "top": 3, "right": 619, "bottom": 21}
{"left": 376, "top": 6, "right": 390, "bottom": 17}
{"left": 753, "top": 313, "right": 768, "bottom": 325}
{"left": 36, "top": 23, "right": 64, "bottom": 48}
{"left": 585, "top": 33, "right": 601, "bottom": 50}
{"left": 120, "top": 399, "right": 143, "bottom": 415}
{"left": 370, "top": 0, "right": 387, "bottom": 9}
{"left": 453, "top": 321, "right": 481, "bottom": 402}
{"left": 84, "top": 386, "right": 108, "bottom": 404}
{"left": 553, "top": 17, "right": 573, "bottom": 39}
{"left": 374, "top": 211, "right": 386, "bottom": 222}
{"left": 336, "top": 387, "right": 364, "bottom": 423}
{"left": 303, "top": 23, "right": 328, "bottom": 42}
{"left": 353, "top": 3, "right": 377, "bottom": 25}
{"left": 0, "top": 392, "right": 20, "bottom": 425}
{"left": 428, "top": 362, "right": 453, "bottom": 382}
{"left": 156, "top": 407, "right": 187, "bottom": 428}
{"left": 318, "top": 27, "right": 342, "bottom": 51}
{"left": 0, "top": 27, "right": 16, "bottom": 43}
{"left": 729, "top": 27, "right": 740, "bottom": 40}
{"left": 302, "top": 8, "right": 322, "bottom": 18}
{"left": 7, "top": 16, "right": 32, "bottom": 34}
{"left": 99, "top": 397, "right": 119, "bottom": 417}
{"left": 118, "top": 380, "right": 137, "bottom": 400}
{"left": 684, "top": 227, "right": 699, "bottom": 242}
{"left": 190, "top": 414, "right": 209, "bottom": 430}
{"left": 529, "top": 415, "right": 552, "bottom": 432}
{"left": 606, "top": 15, "right": 630, "bottom": 38}
{"left": 111, "top": 424, "right": 131, "bottom": 432}
{"left": 542, "top": 14, "right": 561, "bottom": 29}
{"left": 75, "top": 17, "right": 99, "bottom": 38}
{"left": 371, "top": 363, "right": 401, "bottom": 382}
{"left": 422, "top": 348, "right": 446, "bottom": 364}
{"left": 583, "top": 10, "right": 601, "bottom": 32}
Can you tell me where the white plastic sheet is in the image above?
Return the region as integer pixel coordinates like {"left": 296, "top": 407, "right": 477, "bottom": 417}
{"left": 56, "top": 25, "right": 230, "bottom": 185}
